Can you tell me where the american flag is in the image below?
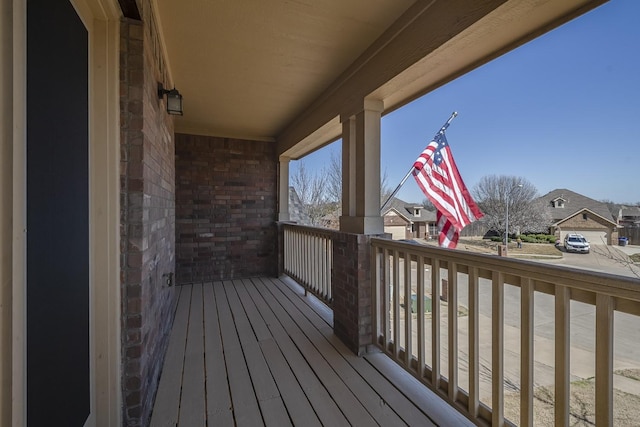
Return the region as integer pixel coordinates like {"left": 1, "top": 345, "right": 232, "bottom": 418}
{"left": 412, "top": 132, "right": 483, "bottom": 248}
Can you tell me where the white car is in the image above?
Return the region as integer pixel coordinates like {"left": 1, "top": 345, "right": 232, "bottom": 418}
{"left": 564, "top": 233, "right": 590, "bottom": 253}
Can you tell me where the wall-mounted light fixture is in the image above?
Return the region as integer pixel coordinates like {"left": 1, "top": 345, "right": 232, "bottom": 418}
{"left": 157, "top": 82, "right": 183, "bottom": 115}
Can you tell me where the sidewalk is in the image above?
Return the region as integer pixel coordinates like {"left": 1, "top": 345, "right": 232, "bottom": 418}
{"left": 614, "top": 244, "right": 640, "bottom": 256}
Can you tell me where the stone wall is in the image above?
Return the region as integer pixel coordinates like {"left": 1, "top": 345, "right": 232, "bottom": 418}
{"left": 120, "top": 17, "right": 177, "bottom": 426}
{"left": 175, "top": 134, "right": 278, "bottom": 283}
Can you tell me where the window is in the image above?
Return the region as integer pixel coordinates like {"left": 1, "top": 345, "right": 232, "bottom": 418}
{"left": 583, "top": 213, "right": 588, "bottom": 220}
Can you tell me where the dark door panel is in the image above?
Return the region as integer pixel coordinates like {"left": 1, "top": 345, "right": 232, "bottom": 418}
{"left": 27, "top": 0, "right": 90, "bottom": 425}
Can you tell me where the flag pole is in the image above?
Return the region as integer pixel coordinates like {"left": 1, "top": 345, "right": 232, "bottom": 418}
{"left": 380, "top": 111, "right": 458, "bottom": 212}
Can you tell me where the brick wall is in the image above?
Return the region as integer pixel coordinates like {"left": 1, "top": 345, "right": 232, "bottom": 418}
{"left": 561, "top": 211, "right": 611, "bottom": 230}
{"left": 332, "top": 232, "right": 373, "bottom": 355}
{"left": 120, "top": 18, "right": 177, "bottom": 426}
{"left": 383, "top": 214, "right": 409, "bottom": 226}
{"left": 175, "top": 134, "right": 278, "bottom": 283}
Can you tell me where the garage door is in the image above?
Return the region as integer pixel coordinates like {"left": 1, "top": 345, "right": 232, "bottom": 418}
{"left": 561, "top": 230, "right": 608, "bottom": 245}
{"left": 386, "top": 225, "right": 407, "bottom": 240}
{"left": 579, "top": 231, "right": 608, "bottom": 245}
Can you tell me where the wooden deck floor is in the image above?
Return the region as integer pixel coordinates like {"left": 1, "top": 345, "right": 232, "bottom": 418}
{"left": 149, "top": 276, "right": 471, "bottom": 426}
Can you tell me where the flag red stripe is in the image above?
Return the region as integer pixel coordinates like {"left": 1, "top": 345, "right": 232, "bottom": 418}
{"left": 412, "top": 133, "right": 483, "bottom": 249}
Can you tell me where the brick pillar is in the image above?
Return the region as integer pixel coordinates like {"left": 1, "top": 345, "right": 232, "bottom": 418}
{"left": 332, "top": 232, "right": 374, "bottom": 355}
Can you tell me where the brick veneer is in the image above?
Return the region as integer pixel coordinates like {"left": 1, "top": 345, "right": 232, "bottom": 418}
{"left": 332, "top": 232, "right": 374, "bottom": 355}
{"left": 120, "top": 18, "right": 177, "bottom": 426}
{"left": 175, "top": 134, "right": 278, "bottom": 283}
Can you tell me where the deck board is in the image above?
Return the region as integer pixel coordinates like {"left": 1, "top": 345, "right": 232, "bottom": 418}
{"left": 214, "top": 282, "right": 263, "bottom": 426}
{"left": 273, "top": 277, "right": 440, "bottom": 426}
{"left": 262, "top": 277, "right": 408, "bottom": 426}
{"left": 151, "top": 277, "right": 473, "bottom": 426}
{"left": 241, "top": 278, "right": 349, "bottom": 426}
{"left": 258, "top": 337, "right": 323, "bottom": 427}
{"left": 150, "top": 285, "right": 191, "bottom": 427}
{"left": 256, "top": 278, "right": 378, "bottom": 427}
{"left": 267, "top": 277, "right": 432, "bottom": 426}
{"left": 178, "top": 284, "right": 206, "bottom": 426}
{"left": 202, "top": 283, "right": 234, "bottom": 425}
{"left": 223, "top": 280, "right": 290, "bottom": 424}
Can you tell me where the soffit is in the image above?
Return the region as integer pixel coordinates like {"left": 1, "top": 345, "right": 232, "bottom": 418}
{"left": 153, "top": 0, "right": 607, "bottom": 157}
{"left": 154, "top": 0, "right": 414, "bottom": 141}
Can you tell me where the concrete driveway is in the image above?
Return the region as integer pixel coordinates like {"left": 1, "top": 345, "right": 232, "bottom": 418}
{"left": 536, "top": 243, "right": 640, "bottom": 278}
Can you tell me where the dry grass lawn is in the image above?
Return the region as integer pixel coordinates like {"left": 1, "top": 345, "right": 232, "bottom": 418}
{"left": 503, "top": 370, "right": 640, "bottom": 426}
{"left": 456, "top": 237, "right": 562, "bottom": 258}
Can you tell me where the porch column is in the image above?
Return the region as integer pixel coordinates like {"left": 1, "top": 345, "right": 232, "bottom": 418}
{"left": 278, "top": 156, "right": 291, "bottom": 221}
{"left": 339, "top": 99, "right": 384, "bottom": 235}
{"left": 333, "top": 99, "right": 384, "bottom": 355}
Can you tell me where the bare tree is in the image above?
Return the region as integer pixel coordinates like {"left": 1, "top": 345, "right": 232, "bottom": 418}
{"left": 326, "top": 150, "right": 342, "bottom": 203}
{"left": 473, "top": 175, "right": 551, "bottom": 238}
{"left": 380, "top": 169, "right": 393, "bottom": 207}
{"left": 291, "top": 161, "right": 335, "bottom": 226}
{"left": 592, "top": 246, "right": 640, "bottom": 278}
{"left": 420, "top": 197, "right": 436, "bottom": 211}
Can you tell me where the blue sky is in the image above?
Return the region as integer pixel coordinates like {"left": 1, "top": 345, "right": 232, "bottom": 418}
{"left": 291, "top": 0, "right": 640, "bottom": 205}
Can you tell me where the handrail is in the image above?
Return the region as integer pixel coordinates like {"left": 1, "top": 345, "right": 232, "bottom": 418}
{"left": 370, "top": 237, "right": 640, "bottom": 426}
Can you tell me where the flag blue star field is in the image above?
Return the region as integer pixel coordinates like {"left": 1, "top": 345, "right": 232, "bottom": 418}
{"left": 412, "top": 132, "right": 483, "bottom": 248}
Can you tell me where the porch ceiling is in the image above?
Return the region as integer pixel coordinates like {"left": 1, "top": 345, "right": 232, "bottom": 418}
{"left": 154, "top": 0, "right": 606, "bottom": 158}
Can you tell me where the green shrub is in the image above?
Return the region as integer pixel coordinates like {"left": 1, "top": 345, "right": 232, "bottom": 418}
{"left": 489, "top": 234, "right": 556, "bottom": 244}
{"left": 520, "top": 233, "right": 557, "bottom": 244}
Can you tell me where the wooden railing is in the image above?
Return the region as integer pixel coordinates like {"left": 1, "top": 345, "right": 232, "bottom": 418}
{"left": 282, "top": 223, "right": 334, "bottom": 305}
{"left": 371, "top": 238, "right": 640, "bottom": 426}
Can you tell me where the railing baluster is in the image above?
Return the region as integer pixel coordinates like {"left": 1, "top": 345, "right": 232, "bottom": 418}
{"left": 383, "top": 247, "right": 391, "bottom": 353}
{"left": 313, "top": 234, "right": 318, "bottom": 294}
{"left": 325, "top": 236, "right": 330, "bottom": 299}
{"left": 492, "top": 271, "right": 504, "bottom": 426}
{"left": 521, "top": 278, "right": 534, "bottom": 427}
{"left": 555, "top": 285, "right": 570, "bottom": 427}
{"left": 417, "top": 255, "right": 426, "bottom": 379}
{"left": 372, "top": 248, "right": 380, "bottom": 347}
{"left": 327, "top": 238, "right": 332, "bottom": 301}
{"left": 321, "top": 235, "right": 326, "bottom": 299}
{"left": 281, "top": 224, "right": 334, "bottom": 306}
{"left": 431, "top": 258, "right": 440, "bottom": 389}
{"left": 596, "top": 293, "right": 614, "bottom": 427}
{"left": 318, "top": 234, "right": 322, "bottom": 297}
{"left": 393, "top": 249, "right": 400, "bottom": 359}
{"left": 448, "top": 262, "right": 458, "bottom": 402}
{"left": 404, "top": 251, "right": 412, "bottom": 367}
{"left": 468, "top": 266, "right": 479, "bottom": 418}
{"left": 293, "top": 230, "right": 298, "bottom": 280}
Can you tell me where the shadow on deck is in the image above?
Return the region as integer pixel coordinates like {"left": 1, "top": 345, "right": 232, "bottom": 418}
{"left": 149, "top": 276, "right": 471, "bottom": 426}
